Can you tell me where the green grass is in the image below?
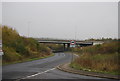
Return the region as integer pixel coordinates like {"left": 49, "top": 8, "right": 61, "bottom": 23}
{"left": 3, "top": 53, "right": 54, "bottom": 66}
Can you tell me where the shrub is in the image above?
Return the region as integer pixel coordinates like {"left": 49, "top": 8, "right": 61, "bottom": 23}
{"left": 2, "top": 26, "right": 51, "bottom": 64}
{"left": 3, "top": 46, "right": 23, "bottom": 62}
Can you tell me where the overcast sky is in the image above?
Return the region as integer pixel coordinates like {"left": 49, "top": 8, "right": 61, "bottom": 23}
{"left": 2, "top": 2, "right": 118, "bottom": 40}
{"left": 0, "top": 2, "right": 2, "bottom": 24}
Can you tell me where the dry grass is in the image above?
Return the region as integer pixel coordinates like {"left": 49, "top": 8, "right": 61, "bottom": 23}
{"left": 71, "top": 41, "right": 120, "bottom": 75}
{"left": 71, "top": 53, "right": 119, "bottom": 74}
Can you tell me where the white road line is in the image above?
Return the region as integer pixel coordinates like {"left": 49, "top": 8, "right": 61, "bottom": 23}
{"left": 74, "top": 54, "right": 79, "bottom": 57}
{"left": 22, "top": 68, "right": 56, "bottom": 79}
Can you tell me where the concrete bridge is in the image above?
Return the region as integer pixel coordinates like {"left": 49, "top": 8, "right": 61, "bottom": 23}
{"left": 38, "top": 40, "right": 94, "bottom": 51}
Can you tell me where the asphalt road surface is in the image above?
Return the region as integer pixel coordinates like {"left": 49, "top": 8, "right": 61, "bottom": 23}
{"left": 2, "top": 53, "right": 118, "bottom": 81}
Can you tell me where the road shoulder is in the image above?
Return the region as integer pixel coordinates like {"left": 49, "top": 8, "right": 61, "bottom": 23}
{"left": 57, "top": 63, "right": 120, "bottom": 80}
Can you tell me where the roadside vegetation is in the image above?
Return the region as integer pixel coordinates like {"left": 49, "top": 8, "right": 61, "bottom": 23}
{"left": 0, "top": 25, "right": 2, "bottom": 40}
{"left": 45, "top": 44, "right": 64, "bottom": 52}
{"left": 2, "top": 26, "right": 52, "bottom": 65}
{"left": 70, "top": 41, "right": 120, "bottom": 75}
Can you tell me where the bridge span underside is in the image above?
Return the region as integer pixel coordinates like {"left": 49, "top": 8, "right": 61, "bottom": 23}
{"left": 38, "top": 41, "right": 93, "bottom": 51}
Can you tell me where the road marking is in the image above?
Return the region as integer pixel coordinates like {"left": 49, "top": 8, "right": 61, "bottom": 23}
{"left": 22, "top": 68, "right": 56, "bottom": 79}
{"left": 74, "top": 54, "right": 79, "bottom": 57}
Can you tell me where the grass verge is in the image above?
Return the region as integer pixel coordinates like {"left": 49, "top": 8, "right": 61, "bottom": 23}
{"left": 70, "top": 53, "right": 120, "bottom": 75}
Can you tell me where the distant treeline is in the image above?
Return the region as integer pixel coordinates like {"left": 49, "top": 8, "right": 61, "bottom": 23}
{"left": 85, "top": 38, "right": 119, "bottom": 41}
{"left": 2, "top": 26, "right": 51, "bottom": 64}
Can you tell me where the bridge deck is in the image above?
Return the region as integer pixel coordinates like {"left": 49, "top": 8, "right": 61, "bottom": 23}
{"left": 38, "top": 41, "right": 93, "bottom": 45}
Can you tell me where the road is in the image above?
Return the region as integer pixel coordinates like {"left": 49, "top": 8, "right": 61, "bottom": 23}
{"left": 2, "top": 53, "right": 117, "bottom": 81}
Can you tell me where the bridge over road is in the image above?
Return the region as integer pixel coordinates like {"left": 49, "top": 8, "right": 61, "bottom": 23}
{"left": 38, "top": 40, "right": 95, "bottom": 51}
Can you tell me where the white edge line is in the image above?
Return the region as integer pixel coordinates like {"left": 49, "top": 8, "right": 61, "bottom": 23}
{"left": 74, "top": 54, "right": 79, "bottom": 57}
{"left": 22, "top": 68, "right": 56, "bottom": 79}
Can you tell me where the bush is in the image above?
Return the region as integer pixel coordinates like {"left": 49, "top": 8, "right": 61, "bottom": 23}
{"left": 45, "top": 44, "right": 64, "bottom": 51}
{"left": 3, "top": 46, "right": 23, "bottom": 62}
{"left": 73, "top": 41, "right": 119, "bottom": 55}
{"left": 2, "top": 26, "right": 51, "bottom": 64}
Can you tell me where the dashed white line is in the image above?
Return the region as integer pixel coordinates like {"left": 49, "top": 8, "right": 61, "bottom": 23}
{"left": 63, "top": 54, "right": 65, "bottom": 56}
{"left": 22, "top": 68, "right": 56, "bottom": 79}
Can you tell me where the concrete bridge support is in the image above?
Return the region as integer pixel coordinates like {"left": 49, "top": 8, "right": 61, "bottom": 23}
{"left": 63, "top": 43, "right": 70, "bottom": 51}
{"left": 67, "top": 43, "right": 70, "bottom": 50}
{"left": 63, "top": 44, "right": 65, "bottom": 51}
